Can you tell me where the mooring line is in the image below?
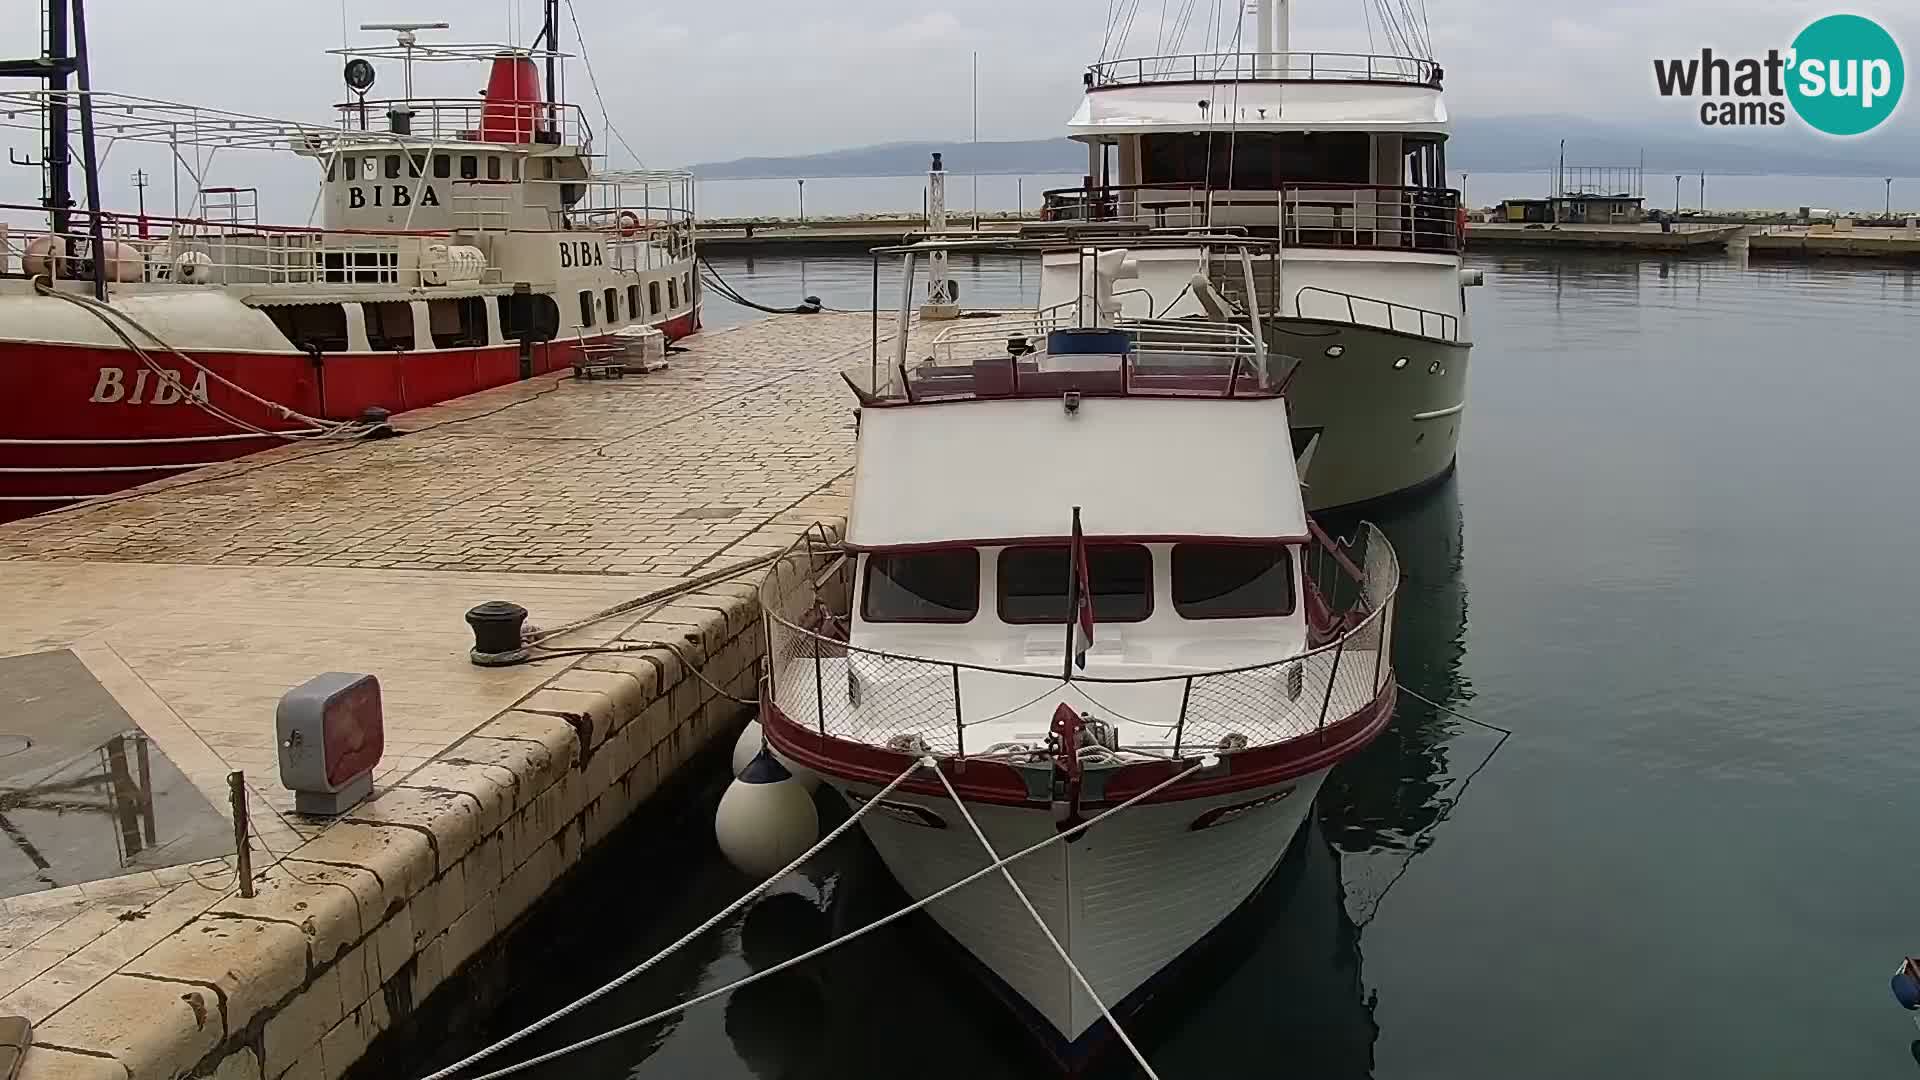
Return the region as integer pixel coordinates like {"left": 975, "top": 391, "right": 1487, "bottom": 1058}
{"left": 1351, "top": 683, "right": 1512, "bottom": 929}
{"left": 417, "top": 759, "right": 923, "bottom": 1080}
{"left": 434, "top": 758, "right": 1209, "bottom": 1080}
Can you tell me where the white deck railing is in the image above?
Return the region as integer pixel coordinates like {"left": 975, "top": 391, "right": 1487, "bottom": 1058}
{"left": 761, "top": 525, "right": 1399, "bottom": 759}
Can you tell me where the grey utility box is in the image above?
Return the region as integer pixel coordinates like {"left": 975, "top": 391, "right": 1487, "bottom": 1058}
{"left": 276, "top": 672, "right": 384, "bottom": 816}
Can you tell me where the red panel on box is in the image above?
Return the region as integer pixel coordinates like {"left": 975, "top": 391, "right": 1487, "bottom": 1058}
{"left": 324, "top": 676, "right": 385, "bottom": 787}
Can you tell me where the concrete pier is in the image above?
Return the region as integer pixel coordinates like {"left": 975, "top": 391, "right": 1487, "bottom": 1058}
{"left": 1748, "top": 225, "right": 1920, "bottom": 261}
{"left": 1466, "top": 222, "right": 1746, "bottom": 252}
{"left": 0, "top": 313, "right": 902, "bottom": 1080}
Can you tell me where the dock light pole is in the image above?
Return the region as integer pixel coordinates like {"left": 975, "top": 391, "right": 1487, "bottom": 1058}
{"left": 797, "top": 179, "right": 804, "bottom": 224}
{"left": 1674, "top": 174, "right": 1682, "bottom": 214}
{"left": 1887, "top": 177, "right": 1894, "bottom": 217}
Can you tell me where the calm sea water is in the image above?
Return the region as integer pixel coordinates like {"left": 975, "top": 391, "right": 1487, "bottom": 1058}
{"left": 437, "top": 248, "right": 1920, "bottom": 1078}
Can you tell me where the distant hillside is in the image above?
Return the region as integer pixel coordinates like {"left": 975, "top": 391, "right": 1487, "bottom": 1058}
{"left": 692, "top": 116, "right": 1920, "bottom": 179}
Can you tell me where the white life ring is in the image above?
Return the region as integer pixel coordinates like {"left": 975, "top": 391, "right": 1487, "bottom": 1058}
{"left": 615, "top": 210, "right": 643, "bottom": 237}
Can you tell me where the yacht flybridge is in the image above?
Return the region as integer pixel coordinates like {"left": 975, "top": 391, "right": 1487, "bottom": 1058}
{"left": 1035, "top": 0, "right": 1482, "bottom": 510}
{"left": 752, "top": 238, "right": 1401, "bottom": 1067}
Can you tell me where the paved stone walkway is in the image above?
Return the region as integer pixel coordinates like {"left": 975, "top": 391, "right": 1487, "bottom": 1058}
{"left": 0, "top": 311, "right": 914, "bottom": 1079}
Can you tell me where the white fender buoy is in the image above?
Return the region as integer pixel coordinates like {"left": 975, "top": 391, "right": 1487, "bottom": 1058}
{"left": 715, "top": 749, "right": 820, "bottom": 879}
{"left": 732, "top": 717, "right": 820, "bottom": 792}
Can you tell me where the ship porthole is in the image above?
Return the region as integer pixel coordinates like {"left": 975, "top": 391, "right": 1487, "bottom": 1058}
{"left": 1325, "top": 344, "right": 1345, "bottom": 358}
{"left": 1428, "top": 360, "right": 1442, "bottom": 374}
{"left": 1393, "top": 357, "right": 1409, "bottom": 370}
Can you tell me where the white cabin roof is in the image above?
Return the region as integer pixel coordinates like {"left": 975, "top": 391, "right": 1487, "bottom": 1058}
{"left": 1069, "top": 81, "right": 1449, "bottom": 138}
{"left": 847, "top": 395, "right": 1307, "bottom": 549}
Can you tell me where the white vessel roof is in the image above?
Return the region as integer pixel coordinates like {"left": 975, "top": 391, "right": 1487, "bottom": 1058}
{"left": 1069, "top": 80, "right": 1449, "bottom": 138}
{"left": 847, "top": 395, "right": 1308, "bottom": 549}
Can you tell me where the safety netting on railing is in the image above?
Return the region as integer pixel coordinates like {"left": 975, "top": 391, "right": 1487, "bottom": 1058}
{"left": 760, "top": 524, "right": 1399, "bottom": 759}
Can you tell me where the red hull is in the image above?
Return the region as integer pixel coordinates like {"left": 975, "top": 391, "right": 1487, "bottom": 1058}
{"left": 0, "top": 309, "right": 698, "bottom": 521}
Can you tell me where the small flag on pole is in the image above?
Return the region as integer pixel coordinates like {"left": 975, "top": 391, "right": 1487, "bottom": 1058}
{"left": 1068, "top": 507, "right": 1095, "bottom": 674}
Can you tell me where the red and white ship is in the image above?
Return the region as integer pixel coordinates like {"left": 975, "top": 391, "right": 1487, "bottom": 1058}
{"left": 0, "top": 6, "right": 697, "bottom": 520}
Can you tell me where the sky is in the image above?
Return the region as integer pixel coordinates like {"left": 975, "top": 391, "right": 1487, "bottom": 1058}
{"left": 1, "top": 0, "right": 1916, "bottom": 209}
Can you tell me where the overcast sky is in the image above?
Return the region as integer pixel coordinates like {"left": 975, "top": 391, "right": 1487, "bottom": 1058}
{"left": 0, "top": 0, "right": 1914, "bottom": 212}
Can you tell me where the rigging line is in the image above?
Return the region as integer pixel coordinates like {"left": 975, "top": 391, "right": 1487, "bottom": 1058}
{"left": 436, "top": 760, "right": 1210, "bottom": 1080}
{"left": 561, "top": 0, "right": 645, "bottom": 169}
{"left": 417, "top": 760, "right": 926, "bottom": 1080}
{"left": 1361, "top": 0, "right": 1375, "bottom": 52}
{"left": 927, "top": 762, "right": 1164, "bottom": 1080}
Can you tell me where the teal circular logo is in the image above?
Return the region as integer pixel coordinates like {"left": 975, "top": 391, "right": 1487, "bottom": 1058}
{"left": 1787, "top": 14, "right": 1904, "bottom": 136}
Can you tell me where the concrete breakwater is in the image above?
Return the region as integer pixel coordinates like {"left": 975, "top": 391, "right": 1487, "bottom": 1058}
{"left": 0, "top": 313, "right": 911, "bottom": 1080}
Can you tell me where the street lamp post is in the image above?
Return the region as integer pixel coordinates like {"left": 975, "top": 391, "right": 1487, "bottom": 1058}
{"left": 1887, "top": 177, "right": 1894, "bottom": 218}
{"left": 1674, "top": 174, "right": 1682, "bottom": 215}
{"left": 797, "top": 179, "right": 805, "bottom": 224}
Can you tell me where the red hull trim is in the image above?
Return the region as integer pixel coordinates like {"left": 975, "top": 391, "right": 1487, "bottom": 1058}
{"left": 760, "top": 677, "right": 1397, "bottom": 808}
{"left": 0, "top": 307, "right": 701, "bottom": 521}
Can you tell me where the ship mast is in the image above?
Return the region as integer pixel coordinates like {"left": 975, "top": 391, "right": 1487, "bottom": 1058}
{"left": 1253, "top": 0, "right": 1289, "bottom": 76}
{"left": 0, "top": 0, "right": 109, "bottom": 298}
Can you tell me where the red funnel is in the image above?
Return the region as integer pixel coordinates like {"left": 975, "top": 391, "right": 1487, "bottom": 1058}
{"left": 478, "top": 52, "right": 542, "bottom": 143}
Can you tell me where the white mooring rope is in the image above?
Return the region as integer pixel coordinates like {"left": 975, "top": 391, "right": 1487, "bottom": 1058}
{"left": 418, "top": 759, "right": 925, "bottom": 1080}
{"left": 429, "top": 758, "right": 1209, "bottom": 1080}
{"left": 925, "top": 757, "right": 1165, "bottom": 1079}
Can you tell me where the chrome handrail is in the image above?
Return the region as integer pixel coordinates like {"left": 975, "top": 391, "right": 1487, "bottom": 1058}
{"left": 1087, "top": 51, "right": 1442, "bottom": 88}
{"left": 1294, "top": 285, "right": 1459, "bottom": 342}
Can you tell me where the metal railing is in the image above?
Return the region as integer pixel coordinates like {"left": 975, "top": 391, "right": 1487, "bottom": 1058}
{"left": 761, "top": 526, "right": 1398, "bottom": 759}
{"left": 1040, "top": 183, "right": 1465, "bottom": 253}
{"left": 1088, "top": 51, "right": 1442, "bottom": 88}
{"left": 1281, "top": 184, "right": 1463, "bottom": 252}
{"left": 332, "top": 97, "right": 594, "bottom": 148}
{"left": 1294, "top": 285, "right": 1459, "bottom": 342}
{"left": 0, "top": 208, "right": 502, "bottom": 290}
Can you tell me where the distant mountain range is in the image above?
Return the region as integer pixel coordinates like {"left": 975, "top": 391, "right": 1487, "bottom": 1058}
{"left": 691, "top": 115, "right": 1920, "bottom": 179}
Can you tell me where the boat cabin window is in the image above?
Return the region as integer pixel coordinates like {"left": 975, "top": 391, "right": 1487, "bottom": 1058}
{"left": 384, "top": 154, "right": 402, "bottom": 180}
{"left": 998, "top": 545, "right": 1153, "bottom": 624}
{"left": 577, "top": 290, "right": 595, "bottom": 328}
{"left": 409, "top": 153, "right": 426, "bottom": 179}
{"left": 362, "top": 301, "right": 414, "bottom": 351}
{"left": 1139, "top": 132, "right": 1371, "bottom": 189}
{"left": 326, "top": 158, "right": 337, "bottom": 182}
{"left": 1171, "top": 544, "right": 1295, "bottom": 619}
{"left": 460, "top": 154, "right": 479, "bottom": 180}
{"left": 428, "top": 297, "right": 489, "bottom": 349}
{"left": 1402, "top": 137, "right": 1447, "bottom": 189}
{"left": 344, "top": 156, "right": 359, "bottom": 181}
{"left": 264, "top": 303, "right": 349, "bottom": 353}
{"left": 498, "top": 293, "right": 559, "bottom": 342}
{"left": 627, "top": 284, "right": 641, "bottom": 320}
{"left": 604, "top": 287, "right": 620, "bottom": 322}
{"left": 487, "top": 156, "right": 502, "bottom": 181}
{"left": 863, "top": 550, "right": 980, "bottom": 623}
{"left": 648, "top": 281, "right": 662, "bottom": 316}
{"left": 668, "top": 277, "right": 679, "bottom": 309}
{"left": 433, "top": 154, "right": 451, "bottom": 179}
